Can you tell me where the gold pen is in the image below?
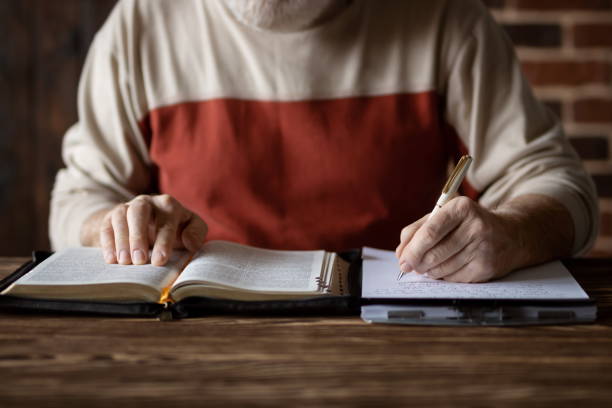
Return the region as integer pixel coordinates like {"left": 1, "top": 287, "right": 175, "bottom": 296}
{"left": 397, "top": 155, "right": 473, "bottom": 281}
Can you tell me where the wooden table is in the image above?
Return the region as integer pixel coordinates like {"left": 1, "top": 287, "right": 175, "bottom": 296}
{"left": 1, "top": 257, "right": 611, "bottom": 407}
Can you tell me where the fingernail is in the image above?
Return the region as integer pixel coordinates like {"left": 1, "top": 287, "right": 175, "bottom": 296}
{"left": 103, "top": 250, "right": 114, "bottom": 263}
{"left": 151, "top": 250, "right": 165, "bottom": 265}
{"left": 400, "top": 260, "right": 412, "bottom": 273}
{"left": 118, "top": 249, "right": 130, "bottom": 264}
{"left": 132, "top": 249, "right": 145, "bottom": 265}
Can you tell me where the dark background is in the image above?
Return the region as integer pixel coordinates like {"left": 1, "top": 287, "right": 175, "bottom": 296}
{"left": 1, "top": 0, "right": 611, "bottom": 256}
{"left": 1, "top": 0, "right": 117, "bottom": 255}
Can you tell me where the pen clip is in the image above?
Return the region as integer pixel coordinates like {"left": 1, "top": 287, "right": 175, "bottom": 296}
{"left": 442, "top": 155, "right": 472, "bottom": 194}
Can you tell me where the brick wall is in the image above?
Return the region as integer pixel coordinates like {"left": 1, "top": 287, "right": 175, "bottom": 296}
{"left": 485, "top": 0, "right": 612, "bottom": 256}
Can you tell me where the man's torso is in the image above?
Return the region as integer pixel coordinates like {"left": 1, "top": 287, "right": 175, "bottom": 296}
{"left": 121, "top": 0, "right": 466, "bottom": 250}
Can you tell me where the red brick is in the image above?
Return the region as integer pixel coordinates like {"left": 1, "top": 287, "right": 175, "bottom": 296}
{"left": 569, "top": 136, "right": 610, "bottom": 160}
{"left": 601, "top": 212, "right": 612, "bottom": 237}
{"left": 574, "top": 23, "right": 612, "bottom": 47}
{"left": 515, "top": 0, "right": 612, "bottom": 10}
{"left": 483, "top": 0, "right": 505, "bottom": 8}
{"left": 503, "top": 24, "right": 562, "bottom": 47}
{"left": 522, "top": 61, "right": 611, "bottom": 86}
{"left": 587, "top": 248, "right": 612, "bottom": 257}
{"left": 593, "top": 174, "right": 612, "bottom": 197}
{"left": 574, "top": 99, "right": 612, "bottom": 123}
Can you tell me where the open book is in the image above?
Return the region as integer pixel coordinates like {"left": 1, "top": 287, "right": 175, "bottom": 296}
{"left": 1, "top": 241, "right": 349, "bottom": 304}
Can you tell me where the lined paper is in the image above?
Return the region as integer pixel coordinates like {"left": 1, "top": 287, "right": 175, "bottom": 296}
{"left": 361, "top": 247, "right": 589, "bottom": 300}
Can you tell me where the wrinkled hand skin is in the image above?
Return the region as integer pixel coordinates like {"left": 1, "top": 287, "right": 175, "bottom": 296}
{"left": 395, "top": 195, "right": 574, "bottom": 283}
{"left": 80, "top": 194, "right": 208, "bottom": 266}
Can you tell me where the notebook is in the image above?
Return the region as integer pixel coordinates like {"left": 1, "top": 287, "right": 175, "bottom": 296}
{"left": 360, "top": 247, "right": 596, "bottom": 325}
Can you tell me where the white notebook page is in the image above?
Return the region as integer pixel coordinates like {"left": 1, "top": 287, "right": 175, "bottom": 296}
{"left": 7, "top": 248, "right": 185, "bottom": 290}
{"left": 173, "top": 241, "right": 324, "bottom": 292}
{"left": 361, "top": 247, "right": 589, "bottom": 300}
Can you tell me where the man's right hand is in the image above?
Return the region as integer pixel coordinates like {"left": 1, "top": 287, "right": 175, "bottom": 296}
{"left": 80, "top": 194, "right": 208, "bottom": 266}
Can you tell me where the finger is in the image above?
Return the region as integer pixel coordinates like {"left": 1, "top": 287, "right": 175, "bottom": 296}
{"left": 99, "top": 213, "right": 117, "bottom": 264}
{"left": 179, "top": 213, "right": 208, "bottom": 252}
{"left": 423, "top": 238, "right": 479, "bottom": 279}
{"left": 399, "top": 207, "right": 463, "bottom": 272}
{"left": 441, "top": 259, "right": 489, "bottom": 283}
{"left": 111, "top": 204, "right": 131, "bottom": 265}
{"left": 150, "top": 196, "right": 181, "bottom": 265}
{"left": 395, "top": 214, "right": 428, "bottom": 259}
{"left": 417, "top": 222, "right": 472, "bottom": 273}
{"left": 442, "top": 242, "right": 508, "bottom": 284}
{"left": 152, "top": 216, "right": 179, "bottom": 266}
{"left": 127, "top": 197, "right": 152, "bottom": 265}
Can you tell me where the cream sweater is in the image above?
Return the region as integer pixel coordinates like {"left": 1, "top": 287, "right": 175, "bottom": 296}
{"left": 50, "top": 0, "right": 598, "bottom": 252}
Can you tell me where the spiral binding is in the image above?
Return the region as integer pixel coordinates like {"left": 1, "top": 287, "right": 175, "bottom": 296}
{"left": 335, "top": 258, "right": 345, "bottom": 295}
{"left": 315, "top": 257, "right": 347, "bottom": 295}
{"left": 315, "top": 276, "right": 330, "bottom": 290}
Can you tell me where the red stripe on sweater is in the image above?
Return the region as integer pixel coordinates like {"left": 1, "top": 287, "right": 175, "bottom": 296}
{"left": 141, "top": 93, "right": 473, "bottom": 251}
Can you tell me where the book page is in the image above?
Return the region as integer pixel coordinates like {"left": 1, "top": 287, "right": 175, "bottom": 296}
{"left": 9, "top": 248, "right": 186, "bottom": 291}
{"left": 361, "top": 247, "right": 589, "bottom": 300}
{"left": 172, "top": 241, "right": 324, "bottom": 293}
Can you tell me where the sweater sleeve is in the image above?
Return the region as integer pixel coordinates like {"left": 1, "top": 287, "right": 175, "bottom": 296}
{"left": 441, "top": 0, "right": 599, "bottom": 255}
{"left": 49, "top": 1, "right": 152, "bottom": 250}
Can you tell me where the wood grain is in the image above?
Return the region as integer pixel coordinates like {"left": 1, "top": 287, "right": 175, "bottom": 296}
{"left": 0, "top": 258, "right": 611, "bottom": 407}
